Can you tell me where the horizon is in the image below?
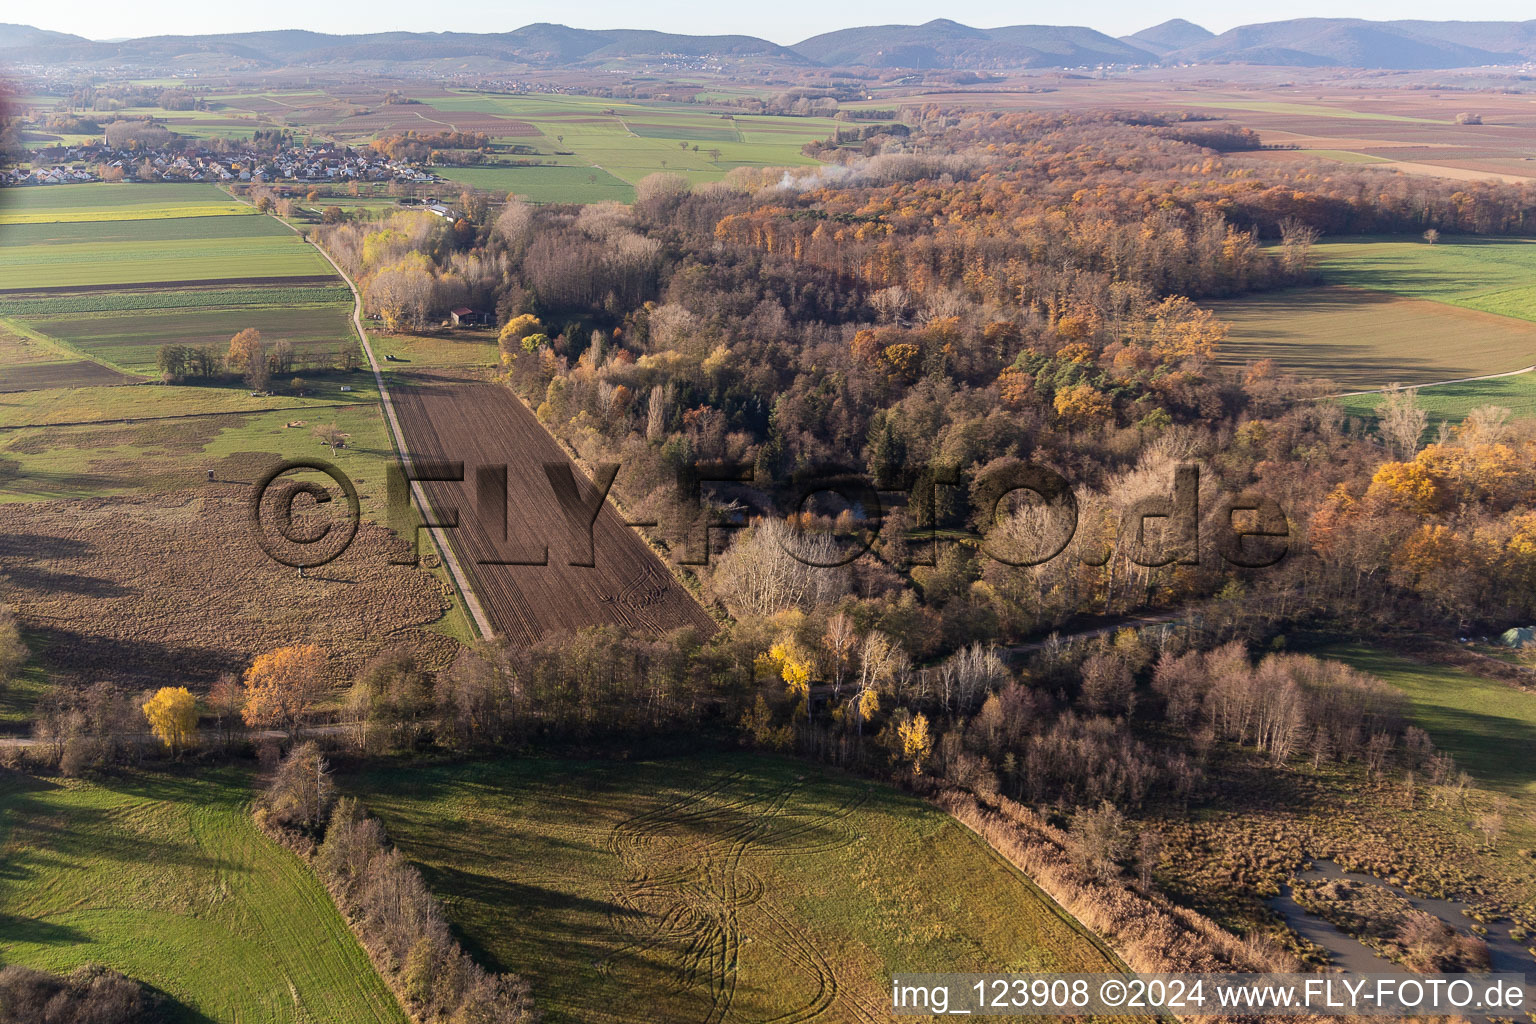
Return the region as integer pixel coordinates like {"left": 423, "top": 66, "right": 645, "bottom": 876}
{"left": 14, "top": 3, "right": 1536, "bottom": 50}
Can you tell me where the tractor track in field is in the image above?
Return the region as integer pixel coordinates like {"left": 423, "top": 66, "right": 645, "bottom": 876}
{"left": 602, "top": 771, "right": 882, "bottom": 1024}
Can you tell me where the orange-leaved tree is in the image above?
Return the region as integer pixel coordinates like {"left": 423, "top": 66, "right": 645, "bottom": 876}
{"left": 242, "top": 644, "right": 327, "bottom": 736}
{"left": 142, "top": 686, "right": 198, "bottom": 754}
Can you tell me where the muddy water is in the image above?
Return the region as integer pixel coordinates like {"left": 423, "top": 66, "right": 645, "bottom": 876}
{"left": 1269, "top": 858, "right": 1535, "bottom": 1020}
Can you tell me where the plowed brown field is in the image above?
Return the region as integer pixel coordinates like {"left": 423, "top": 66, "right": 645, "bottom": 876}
{"left": 389, "top": 371, "right": 715, "bottom": 644}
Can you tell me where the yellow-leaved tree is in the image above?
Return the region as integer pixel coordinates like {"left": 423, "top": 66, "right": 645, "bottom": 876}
{"left": 767, "top": 639, "right": 814, "bottom": 721}
{"left": 898, "top": 712, "right": 932, "bottom": 775}
{"left": 142, "top": 686, "right": 198, "bottom": 754}
{"left": 242, "top": 644, "right": 327, "bottom": 736}
{"left": 497, "top": 313, "right": 544, "bottom": 366}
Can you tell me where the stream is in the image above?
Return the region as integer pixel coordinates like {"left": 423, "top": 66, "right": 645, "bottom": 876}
{"left": 1269, "top": 858, "right": 1535, "bottom": 1021}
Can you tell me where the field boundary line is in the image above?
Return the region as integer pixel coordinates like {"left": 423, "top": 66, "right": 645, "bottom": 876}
{"left": 230, "top": 189, "right": 496, "bottom": 641}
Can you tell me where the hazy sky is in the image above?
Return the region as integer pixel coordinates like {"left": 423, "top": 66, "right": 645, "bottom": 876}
{"left": 30, "top": 0, "right": 1536, "bottom": 45}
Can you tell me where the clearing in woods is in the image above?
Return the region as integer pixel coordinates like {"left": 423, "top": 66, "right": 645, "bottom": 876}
{"left": 388, "top": 370, "right": 716, "bottom": 643}
{"left": 1209, "top": 286, "right": 1536, "bottom": 388}
{"left": 1316, "top": 644, "right": 1536, "bottom": 802}
{"left": 0, "top": 767, "right": 407, "bottom": 1024}
{"left": 347, "top": 754, "right": 1132, "bottom": 1024}
{"left": 1212, "top": 238, "right": 1536, "bottom": 391}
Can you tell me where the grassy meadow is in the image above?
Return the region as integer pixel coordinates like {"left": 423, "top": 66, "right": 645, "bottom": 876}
{"left": 435, "top": 164, "right": 637, "bottom": 204}
{"left": 0, "top": 767, "right": 406, "bottom": 1024}
{"left": 1318, "top": 236, "right": 1536, "bottom": 317}
{"left": 1318, "top": 644, "right": 1536, "bottom": 802}
{"left": 1334, "top": 371, "right": 1536, "bottom": 424}
{"left": 347, "top": 753, "right": 1128, "bottom": 1024}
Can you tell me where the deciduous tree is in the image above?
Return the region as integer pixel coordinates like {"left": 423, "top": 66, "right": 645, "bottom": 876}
{"left": 142, "top": 686, "right": 197, "bottom": 754}
{"left": 241, "top": 644, "right": 327, "bottom": 735}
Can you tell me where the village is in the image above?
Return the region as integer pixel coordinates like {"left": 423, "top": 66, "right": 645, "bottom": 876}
{"left": 1, "top": 138, "right": 440, "bottom": 187}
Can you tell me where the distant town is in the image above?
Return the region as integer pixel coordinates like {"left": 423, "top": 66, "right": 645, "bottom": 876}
{"left": 2, "top": 139, "right": 439, "bottom": 187}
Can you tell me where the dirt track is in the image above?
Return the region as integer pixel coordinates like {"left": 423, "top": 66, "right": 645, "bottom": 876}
{"left": 389, "top": 370, "right": 716, "bottom": 644}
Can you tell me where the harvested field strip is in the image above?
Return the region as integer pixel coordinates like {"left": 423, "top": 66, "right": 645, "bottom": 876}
{"left": 0, "top": 214, "right": 290, "bottom": 246}
{"left": 1209, "top": 285, "right": 1536, "bottom": 388}
{"left": 0, "top": 283, "right": 352, "bottom": 315}
{"left": 0, "top": 767, "right": 407, "bottom": 1024}
{"left": 388, "top": 370, "right": 715, "bottom": 643}
{"left": 0, "top": 490, "right": 454, "bottom": 685}
{"left": 0, "top": 182, "right": 245, "bottom": 216}
{"left": 0, "top": 205, "right": 258, "bottom": 225}
{"left": 348, "top": 754, "right": 1130, "bottom": 1024}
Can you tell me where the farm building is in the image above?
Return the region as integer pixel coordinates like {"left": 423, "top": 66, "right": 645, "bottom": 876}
{"left": 1500, "top": 626, "right": 1536, "bottom": 648}
{"left": 449, "top": 307, "right": 482, "bottom": 326}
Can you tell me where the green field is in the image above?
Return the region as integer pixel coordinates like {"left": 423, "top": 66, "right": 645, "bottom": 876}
{"left": 390, "top": 92, "right": 835, "bottom": 199}
{"left": 0, "top": 214, "right": 291, "bottom": 247}
{"left": 0, "top": 184, "right": 332, "bottom": 291}
{"left": 1213, "top": 238, "right": 1536, "bottom": 396}
{"left": 20, "top": 302, "right": 356, "bottom": 375}
{"left": 1320, "top": 237, "right": 1536, "bottom": 320}
{"left": 0, "top": 283, "right": 353, "bottom": 316}
{"left": 0, "top": 767, "right": 406, "bottom": 1024}
{"left": 1320, "top": 644, "right": 1536, "bottom": 800}
{"left": 437, "top": 164, "right": 637, "bottom": 204}
{"left": 0, "top": 234, "right": 332, "bottom": 289}
{"left": 1334, "top": 371, "right": 1536, "bottom": 424}
{"left": 347, "top": 753, "right": 1127, "bottom": 1024}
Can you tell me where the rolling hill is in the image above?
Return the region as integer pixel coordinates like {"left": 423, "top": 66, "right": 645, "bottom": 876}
{"left": 7, "top": 18, "right": 1536, "bottom": 71}
{"left": 0, "top": 23, "right": 810, "bottom": 69}
{"left": 1123, "top": 19, "right": 1215, "bottom": 56}
{"left": 1168, "top": 19, "right": 1524, "bottom": 69}
{"left": 791, "top": 18, "right": 1154, "bottom": 68}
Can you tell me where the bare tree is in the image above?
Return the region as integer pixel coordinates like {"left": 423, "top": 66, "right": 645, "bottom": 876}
{"left": 1378, "top": 385, "right": 1428, "bottom": 459}
{"left": 1069, "top": 800, "right": 1130, "bottom": 882}
{"left": 1278, "top": 216, "right": 1321, "bottom": 276}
